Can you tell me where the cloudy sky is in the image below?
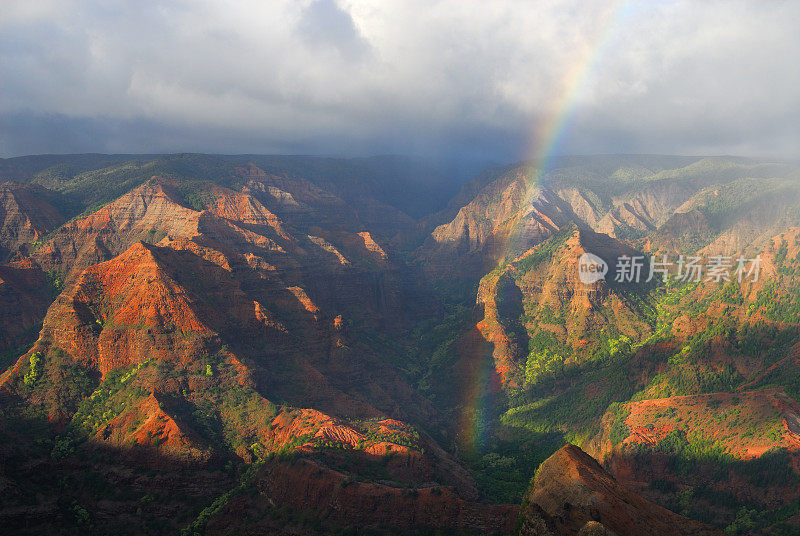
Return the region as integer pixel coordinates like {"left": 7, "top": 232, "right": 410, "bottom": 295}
{"left": 1, "top": 0, "right": 798, "bottom": 163}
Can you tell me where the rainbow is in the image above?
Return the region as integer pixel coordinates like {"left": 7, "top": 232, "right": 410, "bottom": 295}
{"left": 530, "top": 0, "right": 633, "bottom": 181}
{"left": 457, "top": 1, "right": 633, "bottom": 454}
{"left": 456, "top": 342, "right": 498, "bottom": 452}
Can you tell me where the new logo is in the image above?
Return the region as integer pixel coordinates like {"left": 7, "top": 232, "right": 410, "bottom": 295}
{"left": 578, "top": 253, "right": 608, "bottom": 284}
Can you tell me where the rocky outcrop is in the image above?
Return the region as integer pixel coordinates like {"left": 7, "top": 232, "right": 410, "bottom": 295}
{"left": 519, "top": 445, "right": 722, "bottom": 536}
{"left": 32, "top": 177, "right": 201, "bottom": 277}
{"left": 590, "top": 389, "right": 800, "bottom": 462}
{"left": 92, "top": 391, "right": 211, "bottom": 466}
{"left": 0, "top": 182, "right": 63, "bottom": 261}
{"left": 417, "top": 169, "right": 577, "bottom": 279}
{"left": 473, "top": 225, "right": 649, "bottom": 388}
{"left": 31, "top": 242, "right": 220, "bottom": 377}
{"left": 653, "top": 208, "right": 713, "bottom": 253}
{"left": 595, "top": 203, "right": 655, "bottom": 240}
{"left": 584, "top": 388, "right": 800, "bottom": 530}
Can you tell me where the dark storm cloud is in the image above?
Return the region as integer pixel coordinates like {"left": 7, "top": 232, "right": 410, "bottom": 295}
{"left": 1, "top": 0, "right": 798, "bottom": 161}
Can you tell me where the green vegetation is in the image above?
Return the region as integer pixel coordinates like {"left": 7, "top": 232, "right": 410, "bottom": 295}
{"left": 754, "top": 277, "right": 800, "bottom": 324}
{"left": 23, "top": 352, "right": 43, "bottom": 387}
{"left": 645, "top": 429, "right": 735, "bottom": 471}
{"left": 44, "top": 270, "right": 64, "bottom": 296}
{"left": 71, "top": 502, "right": 92, "bottom": 527}
{"left": 26, "top": 154, "right": 241, "bottom": 217}
{"left": 524, "top": 329, "right": 574, "bottom": 385}
{"left": 466, "top": 239, "right": 800, "bottom": 514}
{"left": 412, "top": 304, "right": 473, "bottom": 407}
{"left": 217, "top": 387, "right": 279, "bottom": 454}
{"left": 144, "top": 227, "right": 168, "bottom": 244}
{"left": 630, "top": 432, "right": 800, "bottom": 532}
{"left": 176, "top": 181, "right": 217, "bottom": 211}
{"left": 352, "top": 419, "right": 422, "bottom": 450}
{"left": 607, "top": 402, "right": 631, "bottom": 446}
{"left": 502, "top": 347, "right": 638, "bottom": 444}
{"left": 461, "top": 430, "right": 564, "bottom": 504}
{"left": 69, "top": 361, "right": 149, "bottom": 436}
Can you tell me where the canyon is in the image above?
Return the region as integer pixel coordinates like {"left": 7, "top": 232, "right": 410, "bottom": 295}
{"left": 1, "top": 153, "right": 799, "bottom": 534}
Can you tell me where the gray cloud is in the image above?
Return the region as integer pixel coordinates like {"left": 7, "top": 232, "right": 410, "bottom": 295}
{"left": 1, "top": 0, "right": 798, "bottom": 162}
{"left": 299, "top": 0, "right": 371, "bottom": 61}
